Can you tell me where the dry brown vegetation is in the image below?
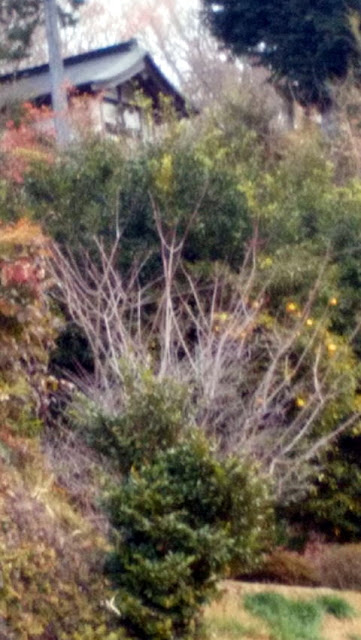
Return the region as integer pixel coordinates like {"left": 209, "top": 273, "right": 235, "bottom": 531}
{"left": 0, "top": 427, "right": 121, "bottom": 639}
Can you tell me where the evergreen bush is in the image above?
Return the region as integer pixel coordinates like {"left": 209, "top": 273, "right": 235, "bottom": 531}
{"left": 105, "top": 433, "right": 273, "bottom": 639}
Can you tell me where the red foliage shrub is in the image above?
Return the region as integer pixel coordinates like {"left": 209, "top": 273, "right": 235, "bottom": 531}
{"left": 0, "top": 219, "right": 60, "bottom": 432}
{"left": 0, "top": 102, "right": 55, "bottom": 183}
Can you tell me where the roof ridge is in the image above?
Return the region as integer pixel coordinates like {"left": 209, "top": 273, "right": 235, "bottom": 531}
{"left": 0, "top": 39, "right": 140, "bottom": 82}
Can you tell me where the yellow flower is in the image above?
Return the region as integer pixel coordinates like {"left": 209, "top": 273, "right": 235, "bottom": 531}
{"left": 296, "top": 397, "right": 305, "bottom": 408}
{"left": 329, "top": 297, "right": 338, "bottom": 306}
{"left": 286, "top": 302, "right": 297, "bottom": 313}
{"left": 306, "top": 318, "right": 314, "bottom": 327}
{"left": 155, "top": 153, "right": 173, "bottom": 193}
{"left": 214, "top": 311, "right": 230, "bottom": 323}
{"left": 260, "top": 256, "right": 273, "bottom": 269}
{"left": 352, "top": 423, "right": 361, "bottom": 436}
{"left": 327, "top": 343, "right": 337, "bottom": 354}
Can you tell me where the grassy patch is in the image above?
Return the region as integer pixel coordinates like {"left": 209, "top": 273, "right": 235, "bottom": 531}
{"left": 204, "top": 581, "right": 361, "bottom": 640}
{"left": 316, "top": 594, "right": 354, "bottom": 619}
{"left": 204, "top": 616, "right": 260, "bottom": 638}
{"left": 244, "top": 592, "right": 322, "bottom": 640}
{"left": 244, "top": 591, "right": 354, "bottom": 640}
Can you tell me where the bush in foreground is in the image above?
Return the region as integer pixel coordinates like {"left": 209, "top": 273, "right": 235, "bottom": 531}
{"left": 105, "top": 433, "right": 273, "bottom": 640}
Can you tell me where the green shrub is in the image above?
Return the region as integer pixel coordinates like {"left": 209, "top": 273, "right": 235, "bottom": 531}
{"left": 25, "top": 133, "right": 251, "bottom": 273}
{"left": 73, "top": 366, "right": 191, "bottom": 473}
{"left": 316, "top": 594, "right": 354, "bottom": 619}
{"left": 25, "top": 138, "right": 125, "bottom": 253}
{"left": 290, "top": 432, "right": 361, "bottom": 542}
{"left": 105, "top": 433, "right": 273, "bottom": 640}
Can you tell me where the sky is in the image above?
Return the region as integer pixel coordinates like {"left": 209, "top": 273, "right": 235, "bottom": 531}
{"left": 66, "top": 0, "right": 202, "bottom": 86}
{"left": 103, "top": 0, "right": 198, "bottom": 12}
{"left": 1, "top": 0, "right": 203, "bottom": 87}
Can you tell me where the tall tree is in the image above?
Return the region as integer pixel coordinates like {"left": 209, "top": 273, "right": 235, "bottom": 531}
{"left": 202, "top": 0, "right": 361, "bottom": 115}
{"left": 44, "top": 0, "right": 69, "bottom": 146}
{"left": 0, "top": 0, "right": 79, "bottom": 65}
{"left": 0, "top": 1, "right": 84, "bottom": 145}
{"left": 55, "top": 0, "right": 274, "bottom": 111}
{"left": 0, "top": 0, "right": 41, "bottom": 62}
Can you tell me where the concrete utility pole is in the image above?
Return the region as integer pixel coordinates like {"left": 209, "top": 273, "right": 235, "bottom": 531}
{"left": 44, "top": 0, "right": 70, "bottom": 146}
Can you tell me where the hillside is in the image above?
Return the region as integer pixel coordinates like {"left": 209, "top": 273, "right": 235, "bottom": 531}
{"left": 2, "top": 73, "right": 361, "bottom": 639}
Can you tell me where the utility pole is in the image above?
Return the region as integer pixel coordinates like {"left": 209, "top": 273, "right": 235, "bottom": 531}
{"left": 44, "top": 0, "right": 70, "bottom": 146}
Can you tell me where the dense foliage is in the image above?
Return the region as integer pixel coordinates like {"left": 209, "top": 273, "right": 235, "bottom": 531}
{"left": 202, "top": 0, "right": 361, "bottom": 111}
{"left": 24, "top": 135, "right": 250, "bottom": 272}
{"left": 105, "top": 434, "right": 273, "bottom": 640}
{"left": 0, "top": 0, "right": 81, "bottom": 63}
{"left": 0, "top": 218, "right": 59, "bottom": 434}
{"left": 0, "top": 219, "right": 125, "bottom": 638}
{"left": 16, "top": 105, "right": 361, "bottom": 536}
{"left": 289, "top": 431, "right": 361, "bottom": 541}
{"left": 72, "top": 365, "right": 191, "bottom": 473}
{"left": 3, "top": 64, "right": 361, "bottom": 637}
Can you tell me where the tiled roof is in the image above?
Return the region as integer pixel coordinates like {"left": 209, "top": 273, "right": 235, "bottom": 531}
{"left": 0, "top": 40, "right": 185, "bottom": 110}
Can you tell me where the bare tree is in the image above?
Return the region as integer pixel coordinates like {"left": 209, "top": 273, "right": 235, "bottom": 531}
{"left": 49, "top": 200, "right": 361, "bottom": 502}
{"left": 52, "top": 0, "right": 282, "bottom": 113}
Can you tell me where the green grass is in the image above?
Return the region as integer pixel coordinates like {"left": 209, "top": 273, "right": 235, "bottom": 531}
{"left": 243, "top": 591, "right": 354, "bottom": 640}
{"left": 316, "top": 594, "right": 354, "bottom": 619}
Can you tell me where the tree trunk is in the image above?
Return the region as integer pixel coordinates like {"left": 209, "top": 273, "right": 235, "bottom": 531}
{"left": 283, "top": 96, "right": 295, "bottom": 130}
{"left": 44, "top": 0, "right": 70, "bottom": 147}
{"left": 320, "top": 104, "right": 339, "bottom": 139}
